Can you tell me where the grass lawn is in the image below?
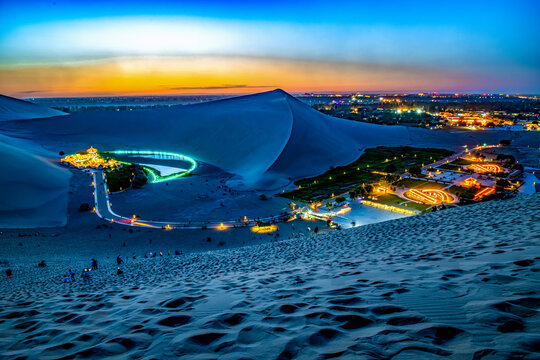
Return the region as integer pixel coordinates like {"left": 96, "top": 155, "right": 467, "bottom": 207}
{"left": 437, "top": 164, "right": 462, "bottom": 171}
{"left": 282, "top": 146, "right": 453, "bottom": 202}
{"left": 374, "top": 193, "right": 431, "bottom": 212}
{"left": 450, "top": 158, "right": 475, "bottom": 165}
{"left": 448, "top": 185, "right": 479, "bottom": 201}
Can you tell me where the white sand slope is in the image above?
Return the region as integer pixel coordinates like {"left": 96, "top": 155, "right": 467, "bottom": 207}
{"left": 0, "top": 89, "right": 411, "bottom": 188}
{"left": 0, "top": 95, "right": 67, "bottom": 121}
{"left": 0, "top": 194, "right": 538, "bottom": 359}
{"left": 0, "top": 137, "right": 71, "bottom": 228}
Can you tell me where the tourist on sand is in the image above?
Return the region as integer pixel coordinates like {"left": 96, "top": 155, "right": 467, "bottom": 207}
{"left": 81, "top": 269, "right": 91, "bottom": 284}
{"left": 5, "top": 269, "right": 13, "bottom": 278}
{"left": 159, "top": 252, "right": 163, "bottom": 257}
{"left": 175, "top": 250, "right": 180, "bottom": 255}
{"left": 38, "top": 260, "right": 47, "bottom": 267}
{"left": 69, "top": 269, "right": 75, "bottom": 282}
{"left": 117, "top": 267, "right": 124, "bottom": 275}
{"left": 62, "top": 274, "right": 71, "bottom": 283}
{"left": 152, "top": 252, "right": 157, "bottom": 258}
{"left": 116, "top": 255, "right": 123, "bottom": 265}
{"left": 91, "top": 258, "right": 98, "bottom": 270}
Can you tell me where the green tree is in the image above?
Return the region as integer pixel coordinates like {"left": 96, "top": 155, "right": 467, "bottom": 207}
{"left": 384, "top": 164, "right": 397, "bottom": 173}
{"left": 409, "top": 166, "right": 422, "bottom": 176}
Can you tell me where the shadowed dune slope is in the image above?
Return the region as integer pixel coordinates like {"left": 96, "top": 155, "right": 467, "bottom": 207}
{"left": 0, "top": 95, "right": 67, "bottom": 121}
{"left": 0, "top": 137, "right": 71, "bottom": 228}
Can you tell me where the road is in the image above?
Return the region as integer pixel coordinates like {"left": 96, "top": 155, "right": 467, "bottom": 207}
{"left": 91, "top": 171, "right": 291, "bottom": 230}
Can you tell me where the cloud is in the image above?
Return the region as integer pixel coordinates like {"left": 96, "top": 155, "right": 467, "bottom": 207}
{"left": 18, "top": 90, "right": 42, "bottom": 94}
{"left": 169, "top": 84, "right": 274, "bottom": 90}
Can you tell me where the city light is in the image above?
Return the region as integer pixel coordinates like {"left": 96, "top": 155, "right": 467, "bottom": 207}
{"left": 251, "top": 224, "right": 278, "bottom": 233}
{"left": 361, "top": 200, "right": 416, "bottom": 215}
{"left": 474, "top": 186, "right": 496, "bottom": 200}
{"left": 470, "top": 164, "right": 503, "bottom": 173}
{"left": 405, "top": 189, "right": 454, "bottom": 205}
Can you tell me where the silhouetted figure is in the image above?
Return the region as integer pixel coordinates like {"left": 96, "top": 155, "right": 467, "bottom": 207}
{"left": 159, "top": 252, "right": 163, "bottom": 257}
{"left": 175, "top": 250, "right": 180, "bottom": 255}
{"left": 91, "top": 258, "right": 98, "bottom": 270}
{"left": 144, "top": 254, "right": 148, "bottom": 258}
{"left": 117, "top": 267, "right": 124, "bottom": 275}
{"left": 152, "top": 252, "right": 157, "bottom": 258}
{"left": 314, "top": 226, "right": 319, "bottom": 234}
{"left": 69, "top": 269, "right": 75, "bottom": 282}
{"left": 63, "top": 274, "right": 71, "bottom": 283}
{"left": 6, "top": 269, "right": 13, "bottom": 278}
{"left": 81, "top": 269, "right": 91, "bottom": 284}
{"left": 116, "top": 255, "right": 123, "bottom": 265}
{"left": 38, "top": 260, "right": 47, "bottom": 268}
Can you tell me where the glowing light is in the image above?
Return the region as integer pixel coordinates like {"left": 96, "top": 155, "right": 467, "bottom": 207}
{"left": 474, "top": 186, "right": 495, "bottom": 200}
{"left": 108, "top": 150, "right": 197, "bottom": 183}
{"left": 463, "top": 177, "right": 478, "bottom": 187}
{"left": 405, "top": 188, "right": 454, "bottom": 205}
{"left": 60, "top": 147, "right": 121, "bottom": 169}
{"left": 251, "top": 224, "right": 278, "bottom": 233}
{"left": 217, "top": 223, "right": 227, "bottom": 231}
{"left": 361, "top": 200, "right": 416, "bottom": 215}
{"left": 470, "top": 164, "right": 503, "bottom": 173}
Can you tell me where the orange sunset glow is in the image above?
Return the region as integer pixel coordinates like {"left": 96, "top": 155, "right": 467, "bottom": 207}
{"left": 2, "top": 56, "right": 486, "bottom": 97}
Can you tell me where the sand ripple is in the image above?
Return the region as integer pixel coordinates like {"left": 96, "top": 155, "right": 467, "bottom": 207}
{"left": 0, "top": 194, "right": 539, "bottom": 359}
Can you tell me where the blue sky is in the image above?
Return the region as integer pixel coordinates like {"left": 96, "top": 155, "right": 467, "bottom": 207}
{"left": 1, "top": 0, "right": 539, "bottom": 95}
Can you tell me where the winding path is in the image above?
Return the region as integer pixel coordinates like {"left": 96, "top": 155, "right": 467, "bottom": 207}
{"left": 91, "top": 171, "right": 291, "bottom": 230}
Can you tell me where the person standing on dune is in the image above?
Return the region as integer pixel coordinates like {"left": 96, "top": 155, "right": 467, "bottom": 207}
{"left": 81, "top": 269, "right": 91, "bottom": 284}
{"left": 91, "top": 258, "right": 98, "bottom": 270}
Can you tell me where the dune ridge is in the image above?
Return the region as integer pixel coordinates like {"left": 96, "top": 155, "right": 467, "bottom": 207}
{"left": 0, "top": 95, "right": 67, "bottom": 121}
{"left": 0, "top": 194, "right": 538, "bottom": 359}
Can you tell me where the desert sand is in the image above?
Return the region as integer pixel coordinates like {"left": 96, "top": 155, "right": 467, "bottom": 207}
{"left": 1, "top": 90, "right": 540, "bottom": 228}
{"left": 0, "top": 194, "right": 538, "bottom": 359}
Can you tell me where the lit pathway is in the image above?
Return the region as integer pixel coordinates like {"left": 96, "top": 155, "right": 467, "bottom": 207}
{"left": 91, "top": 171, "right": 290, "bottom": 230}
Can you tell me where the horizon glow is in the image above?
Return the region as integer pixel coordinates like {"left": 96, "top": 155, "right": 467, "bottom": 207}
{"left": 1, "top": 0, "right": 539, "bottom": 97}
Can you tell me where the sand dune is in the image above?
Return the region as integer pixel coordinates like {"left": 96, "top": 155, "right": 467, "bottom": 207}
{"left": 0, "top": 137, "right": 71, "bottom": 228}
{"left": 0, "top": 96, "right": 71, "bottom": 227}
{"left": 0, "top": 194, "right": 538, "bottom": 359}
{"left": 0, "top": 90, "right": 411, "bottom": 188}
{"left": 0, "top": 95, "right": 66, "bottom": 121}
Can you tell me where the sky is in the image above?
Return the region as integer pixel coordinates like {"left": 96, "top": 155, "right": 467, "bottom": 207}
{"left": 0, "top": 0, "right": 539, "bottom": 97}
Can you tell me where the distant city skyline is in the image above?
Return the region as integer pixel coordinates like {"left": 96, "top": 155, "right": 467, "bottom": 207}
{"left": 1, "top": 0, "right": 539, "bottom": 97}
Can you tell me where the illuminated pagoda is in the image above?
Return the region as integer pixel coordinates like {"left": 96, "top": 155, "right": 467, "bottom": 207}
{"left": 60, "top": 146, "right": 121, "bottom": 170}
